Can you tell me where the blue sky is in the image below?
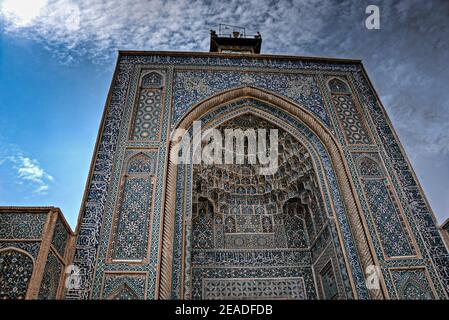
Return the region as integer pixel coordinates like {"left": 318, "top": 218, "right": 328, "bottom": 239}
{"left": 0, "top": 0, "right": 448, "bottom": 229}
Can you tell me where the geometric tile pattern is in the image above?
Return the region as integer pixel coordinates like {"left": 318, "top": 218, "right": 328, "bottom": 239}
{"left": 0, "top": 210, "right": 72, "bottom": 300}
{"left": 203, "top": 277, "right": 306, "bottom": 300}
{"left": 51, "top": 218, "right": 68, "bottom": 258}
{"left": 38, "top": 250, "right": 62, "bottom": 299}
{"left": 0, "top": 249, "right": 34, "bottom": 299}
{"left": 173, "top": 70, "right": 329, "bottom": 127}
{"left": 391, "top": 269, "right": 434, "bottom": 299}
{"left": 356, "top": 155, "right": 416, "bottom": 259}
{"left": 130, "top": 71, "right": 164, "bottom": 141}
{"left": 363, "top": 180, "right": 416, "bottom": 258}
{"left": 358, "top": 156, "right": 383, "bottom": 177}
{"left": 111, "top": 177, "right": 153, "bottom": 260}
{"left": 0, "top": 242, "right": 41, "bottom": 259}
{"left": 110, "top": 153, "right": 155, "bottom": 261}
{"left": 109, "top": 285, "right": 138, "bottom": 299}
{"left": 141, "top": 71, "right": 163, "bottom": 88}
{"left": 130, "top": 89, "right": 163, "bottom": 141}
{"left": 353, "top": 67, "right": 449, "bottom": 295}
{"left": 192, "top": 198, "right": 214, "bottom": 249}
{"left": 0, "top": 213, "right": 47, "bottom": 239}
{"left": 101, "top": 273, "right": 146, "bottom": 300}
{"left": 328, "top": 78, "right": 350, "bottom": 94}
{"left": 193, "top": 268, "right": 315, "bottom": 300}
{"left": 332, "top": 94, "right": 371, "bottom": 145}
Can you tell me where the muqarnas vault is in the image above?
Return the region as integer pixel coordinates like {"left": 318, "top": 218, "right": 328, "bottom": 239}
{"left": 1, "top": 31, "right": 448, "bottom": 300}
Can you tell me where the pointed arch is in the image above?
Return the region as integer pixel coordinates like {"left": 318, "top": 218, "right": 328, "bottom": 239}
{"left": 130, "top": 70, "right": 165, "bottom": 141}
{"left": 0, "top": 247, "right": 35, "bottom": 299}
{"left": 356, "top": 155, "right": 383, "bottom": 178}
{"left": 140, "top": 71, "right": 164, "bottom": 88}
{"left": 158, "top": 86, "right": 385, "bottom": 300}
{"left": 192, "top": 197, "right": 215, "bottom": 249}
{"left": 108, "top": 151, "right": 155, "bottom": 262}
{"left": 108, "top": 283, "right": 139, "bottom": 300}
{"left": 327, "top": 77, "right": 351, "bottom": 94}
{"left": 0, "top": 246, "right": 35, "bottom": 262}
{"left": 126, "top": 152, "right": 153, "bottom": 174}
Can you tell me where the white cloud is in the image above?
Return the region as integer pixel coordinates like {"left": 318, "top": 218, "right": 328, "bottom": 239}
{"left": 0, "top": 0, "right": 331, "bottom": 63}
{"left": 0, "top": 0, "right": 48, "bottom": 27}
{"left": 1, "top": 1, "right": 448, "bottom": 158}
{"left": 4, "top": 155, "right": 54, "bottom": 194}
{"left": 0, "top": 0, "right": 448, "bottom": 215}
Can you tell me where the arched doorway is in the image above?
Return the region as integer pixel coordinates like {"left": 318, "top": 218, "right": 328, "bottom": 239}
{"left": 190, "top": 114, "right": 343, "bottom": 299}
{"left": 0, "top": 248, "right": 34, "bottom": 299}
{"left": 159, "top": 87, "right": 383, "bottom": 300}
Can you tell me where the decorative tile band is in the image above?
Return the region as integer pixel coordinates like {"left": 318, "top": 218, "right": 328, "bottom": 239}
{"left": 203, "top": 277, "right": 306, "bottom": 300}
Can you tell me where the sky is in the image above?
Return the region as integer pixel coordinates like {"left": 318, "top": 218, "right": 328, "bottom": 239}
{"left": 0, "top": 0, "right": 448, "bottom": 229}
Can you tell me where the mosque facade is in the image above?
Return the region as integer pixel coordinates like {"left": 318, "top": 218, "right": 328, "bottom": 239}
{"left": 1, "top": 32, "right": 448, "bottom": 300}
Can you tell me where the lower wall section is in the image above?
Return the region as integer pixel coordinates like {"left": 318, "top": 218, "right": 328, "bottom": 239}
{"left": 191, "top": 267, "right": 317, "bottom": 300}
{"left": 101, "top": 273, "right": 147, "bottom": 300}
{"left": 313, "top": 242, "right": 347, "bottom": 299}
{"left": 390, "top": 268, "right": 435, "bottom": 300}
{"left": 0, "top": 207, "right": 74, "bottom": 300}
{"left": 363, "top": 179, "right": 416, "bottom": 258}
{"left": 202, "top": 277, "right": 306, "bottom": 300}
{"left": 0, "top": 248, "right": 35, "bottom": 299}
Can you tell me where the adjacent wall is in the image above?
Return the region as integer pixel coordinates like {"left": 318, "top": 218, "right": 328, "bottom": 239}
{"left": 0, "top": 207, "right": 75, "bottom": 299}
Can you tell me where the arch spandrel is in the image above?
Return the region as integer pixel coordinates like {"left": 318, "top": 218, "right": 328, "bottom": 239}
{"left": 173, "top": 86, "right": 332, "bottom": 134}
{"left": 172, "top": 72, "right": 329, "bottom": 127}
{"left": 159, "top": 87, "right": 386, "bottom": 300}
